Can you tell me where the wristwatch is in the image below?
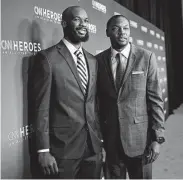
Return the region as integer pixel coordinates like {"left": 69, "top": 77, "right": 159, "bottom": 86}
{"left": 155, "top": 137, "right": 165, "bottom": 144}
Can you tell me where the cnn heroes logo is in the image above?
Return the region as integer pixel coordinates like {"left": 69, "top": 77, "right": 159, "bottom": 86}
{"left": 92, "top": 0, "right": 106, "bottom": 13}
{"left": 34, "top": 6, "right": 62, "bottom": 24}
{"left": 8, "top": 124, "right": 34, "bottom": 147}
{"left": 1, "top": 40, "right": 41, "bottom": 55}
{"left": 34, "top": 6, "right": 97, "bottom": 34}
{"left": 88, "top": 23, "right": 97, "bottom": 34}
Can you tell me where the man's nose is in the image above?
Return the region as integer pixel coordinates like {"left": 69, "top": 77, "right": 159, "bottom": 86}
{"left": 118, "top": 28, "right": 125, "bottom": 34}
{"left": 79, "top": 19, "right": 88, "bottom": 27}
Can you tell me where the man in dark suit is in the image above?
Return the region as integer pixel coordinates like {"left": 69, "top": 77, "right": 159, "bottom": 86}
{"left": 96, "top": 15, "right": 165, "bottom": 179}
{"left": 29, "top": 6, "right": 102, "bottom": 179}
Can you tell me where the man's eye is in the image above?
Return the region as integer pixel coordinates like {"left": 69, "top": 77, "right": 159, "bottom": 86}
{"left": 85, "top": 19, "right": 89, "bottom": 23}
{"left": 112, "top": 27, "right": 118, "bottom": 31}
{"left": 73, "top": 18, "right": 80, "bottom": 22}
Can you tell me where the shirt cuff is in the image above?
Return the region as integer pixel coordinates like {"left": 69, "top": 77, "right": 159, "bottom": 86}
{"left": 37, "top": 149, "right": 50, "bottom": 153}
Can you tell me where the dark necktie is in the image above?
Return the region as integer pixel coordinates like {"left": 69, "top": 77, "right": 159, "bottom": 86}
{"left": 115, "top": 53, "right": 125, "bottom": 91}
{"left": 74, "top": 49, "right": 88, "bottom": 94}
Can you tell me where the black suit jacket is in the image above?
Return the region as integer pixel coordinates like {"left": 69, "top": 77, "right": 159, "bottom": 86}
{"left": 96, "top": 44, "right": 165, "bottom": 158}
{"left": 29, "top": 41, "right": 102, "bottom": 159}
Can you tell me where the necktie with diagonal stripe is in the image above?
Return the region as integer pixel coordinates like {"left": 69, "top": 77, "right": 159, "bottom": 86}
{"left": 115, "top": 53, "right": 126, "bottom": 91}
{"left": 74, "top": 49, "right": 88, "bottom": 94}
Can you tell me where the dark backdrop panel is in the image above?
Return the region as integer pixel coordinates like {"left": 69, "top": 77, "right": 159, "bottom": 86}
{"left": 1, "top": 0, "right": 168, "bottom": 178}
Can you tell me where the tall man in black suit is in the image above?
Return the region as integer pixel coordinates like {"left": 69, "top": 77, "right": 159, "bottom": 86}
{"left": 96, "top": 15, "right": 165, "bottom": 179}
{"left": 29, "top": 6, "right": 102, "bottom": 179}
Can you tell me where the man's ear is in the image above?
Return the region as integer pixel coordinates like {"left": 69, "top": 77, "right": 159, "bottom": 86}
{"left": 61, "top": 20, "right": 67, "bottom": 28}
{"left": 106, "top": 28, "right": 110, "bottom": 37}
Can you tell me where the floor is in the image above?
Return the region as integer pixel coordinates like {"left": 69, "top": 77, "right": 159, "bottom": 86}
{"left": 153, "top": 104, "right": 183, "bottom": 179}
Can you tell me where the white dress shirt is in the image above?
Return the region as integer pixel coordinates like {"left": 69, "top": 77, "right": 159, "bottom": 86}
{"left": 62, "top": 38, "right": 88, "bottom": 81}
{"left": 111, "top": 43, "right": 131, "bottom": 80}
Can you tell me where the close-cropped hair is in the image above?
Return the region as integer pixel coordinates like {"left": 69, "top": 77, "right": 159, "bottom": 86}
{"left": 106, "top": 15, "right": 129, "bottom": 29}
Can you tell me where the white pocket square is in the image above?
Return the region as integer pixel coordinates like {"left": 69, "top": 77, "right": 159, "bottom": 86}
{"left": 132, "top": 71, "right": 144, "bottom": 75}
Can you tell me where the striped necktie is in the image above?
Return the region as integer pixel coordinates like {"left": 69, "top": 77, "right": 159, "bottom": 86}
{"left": 74, "top": 50, "right": 88, "bottom": 94}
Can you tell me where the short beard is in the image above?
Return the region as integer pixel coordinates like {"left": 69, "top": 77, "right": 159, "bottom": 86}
{"left": 112, "top": 39, "right": 129, "bottom": 50}
{"left": 64, "top": 26, "right": 89, "bottom": 44}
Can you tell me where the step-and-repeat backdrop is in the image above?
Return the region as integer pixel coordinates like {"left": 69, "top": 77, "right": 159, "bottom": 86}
{"left": 1, "top": 0, "right": 168, "bottom": 178}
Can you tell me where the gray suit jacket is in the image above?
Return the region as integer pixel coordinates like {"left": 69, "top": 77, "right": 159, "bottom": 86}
{"left": 96, "top": 43, "right": 165, "bottom": 157}
{"left": 29, "top": 40, "right": 102, "bottom": 159}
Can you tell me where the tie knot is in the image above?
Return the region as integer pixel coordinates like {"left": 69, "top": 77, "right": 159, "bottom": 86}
{"left": 74, "top": 50, "right": 83, "bottom": 58}
{"left": 116, "top": 53, "right": 127, "bottom": 64}
{"left": 116, "top": 53, "right": 123, "bottom": 58}
{"left": 115, "top": 53, "right": 122, "bottom": 64}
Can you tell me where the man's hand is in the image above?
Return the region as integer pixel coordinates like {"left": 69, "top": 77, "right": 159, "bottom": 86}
{"left": 146, "top": 141, "right": 160, "bottom": 164}
{"left": 38, "top": 152, "right": 58, "bottom": 175}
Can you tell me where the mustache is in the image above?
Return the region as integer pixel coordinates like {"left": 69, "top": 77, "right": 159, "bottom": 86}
{"left": 76, "top": 26, "right": 88, "bottom": 32}
{"left": 64, "top": 26, "right": 89, "bottom": 43}
{"left": 118, "top": 35, "right": 127, "bottom": 38}
{"left": 118, "top": 36, "right": 128, "bottom": 40}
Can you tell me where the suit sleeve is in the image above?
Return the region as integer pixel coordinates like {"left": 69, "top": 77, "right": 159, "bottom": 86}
{"left": 95, "top": 57, "right": 103, "bottom": 141}
{"left": 146, "top": 52, "right": 165, "bottom": 139}
{"left": 30, "top": 52, "right": 52, "bottom": 151}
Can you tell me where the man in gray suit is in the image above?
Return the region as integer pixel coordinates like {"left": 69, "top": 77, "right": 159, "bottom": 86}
{"left": 29, "top": 6, "right": 102, "bottom": 179}
{"left": 96, "top": 15, "right": 165, "bottom": 179}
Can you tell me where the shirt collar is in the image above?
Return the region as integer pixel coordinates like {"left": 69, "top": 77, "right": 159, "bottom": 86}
{"left": 111, "top": 43, "right": 131, "bottom": 59}
{"left": 62, "top": 38, "right": 83, "bottom": 55}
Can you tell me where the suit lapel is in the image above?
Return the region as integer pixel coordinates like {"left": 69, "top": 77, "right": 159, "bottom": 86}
{"left": 103, "top": 48, "right": 117, "bottom": 94}
{"left": 82, "top": 49, "right": 93, "bottom": 97}
{"left": 118, "top": 44, "right": 137, "bottom": 94}
{"left": 56, "top": 41, "right": 85, "bottom": 96}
